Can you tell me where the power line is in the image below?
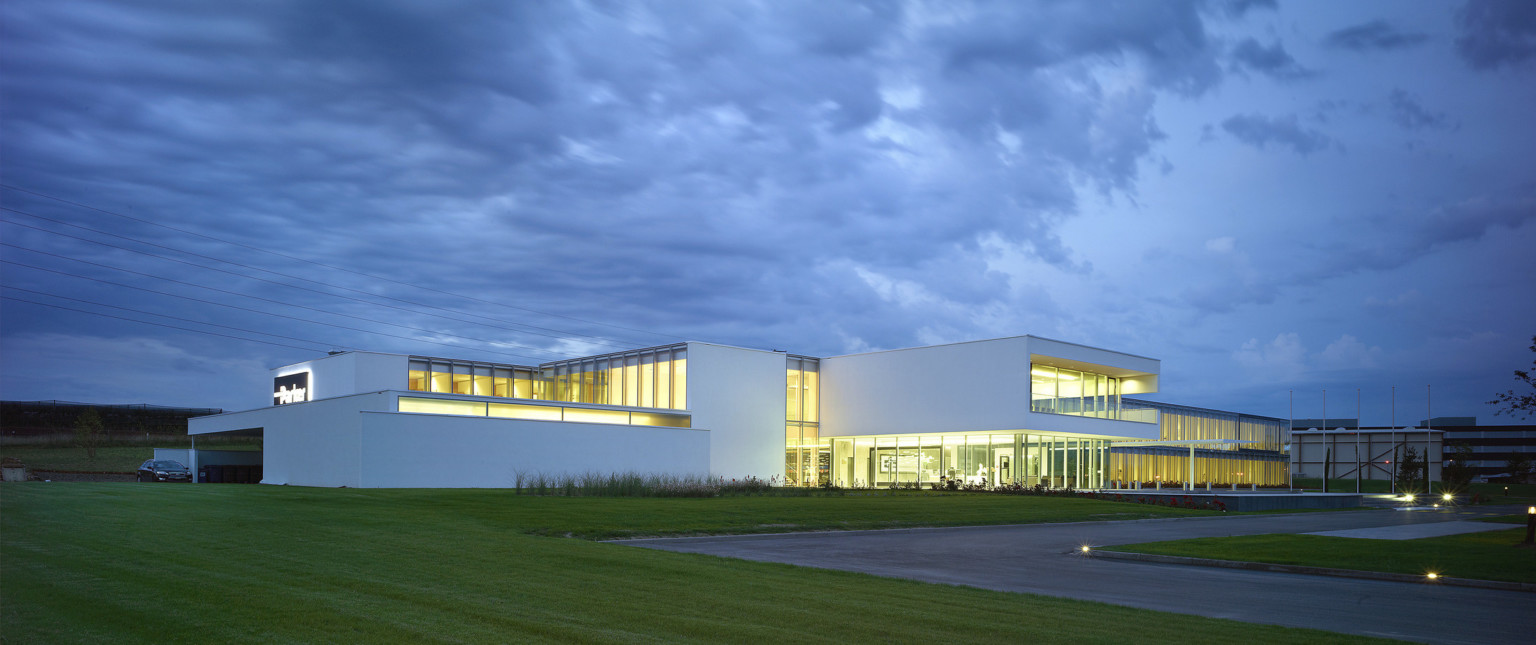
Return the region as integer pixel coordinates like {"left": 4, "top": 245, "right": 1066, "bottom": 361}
{"left": 0, "top": 213, "right": 640, "bottom": 349}
{"left": 1, "top": 258, "right": 554, "bottom": 363}
{"left": 0, "top": 184, "right": 691, "bottom": 342}
{"left": 0, "top": 243, "right": 581, "bottom": 360}
{"left": 1, "top": 285, "right": 355, "bottom": 352}
{"left": 2, "top": 295, "right": 328, "bottom": 354}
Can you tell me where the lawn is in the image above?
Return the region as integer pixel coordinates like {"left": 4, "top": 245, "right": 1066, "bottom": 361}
{"left": 1106, "top": 530, "right": 1536, "bottom": 584}
{"left": 1, "top": 484, "right": 1393, "bottom": 644}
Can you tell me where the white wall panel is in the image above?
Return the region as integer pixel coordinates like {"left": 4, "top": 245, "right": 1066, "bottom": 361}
{"left": 357, "top": 412, "right": 709, "bottom": 488}
{"left": 686, "top": 342, "right": 786, "bottom": 481}
{"left": 822, "top": 337, "right": 1033, "bottom": 436}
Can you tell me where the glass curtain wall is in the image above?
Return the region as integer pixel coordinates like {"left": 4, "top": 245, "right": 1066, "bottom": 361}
{"left": 407, "top": 344, "right": 688, "bottom": 411}
{"left": 823, "top": 432, "right": 1109, "bottom": 489}
{"left": 1109, "top": 446, "right": 1289, "bottom": 486}
{"left": 1030, "top": 364, "right": 1122, "bottom": 419}
{"left": 785, "top": 357, "right": 822, "bottom": 486}
{"left": 1127, "top": 399, "right": 1289, "bottom": 453}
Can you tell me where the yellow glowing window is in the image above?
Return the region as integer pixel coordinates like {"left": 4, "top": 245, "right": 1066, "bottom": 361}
{"left": 630, "top": 412, "right": 691, "bottom": 428}
{"left": 672, "top": 354, "right": 686, "bottom": 409}
{"left": 399, "top": 398, "right": 486, "bottom": 416}
{"left": 803, "top": 368, "right": 819, "bottom": 423}
{"left": 430, "top": 366, "right": 451, "bottom": 393}
{"left": 787, "top": 366, "right": 802, "bottom": 421}
{"left": 641, "top": 354, "right": 655, "bottom": 408}
{"left": 408, "top": 370, "right": 427, "bottom": 392}
{"left": 656, "top": 357, "right": 671, "bottom": 409}
{"left": 487, "top": 402, "right": 562, "bottom": 421}
{"left": 624, "top": 356, "right": 639, "bottom": 407}
{"left": 563, "top": 408, "right": 631, "bottom": 425}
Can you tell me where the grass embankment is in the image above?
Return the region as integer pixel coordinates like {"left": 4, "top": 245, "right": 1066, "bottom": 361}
{"left": 1107, "top": 529, "right": 1536, "bottom": 584}
{"left": 2, "top": 484, "right": 1390, "bottom": 644}
{"left": 1, "top": 443, "right": 259, "bottom": 473}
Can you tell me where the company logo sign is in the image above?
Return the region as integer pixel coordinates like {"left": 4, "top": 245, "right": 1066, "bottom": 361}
{"left": 273, "top": 372, "right": 310, "bottom": 405}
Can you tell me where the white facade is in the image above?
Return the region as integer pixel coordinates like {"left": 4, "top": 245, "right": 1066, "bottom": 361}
{"left": 822, "top": 336, "right": 1159, "bottom": 440}
{"left": 191, "top": 335, "right": 1171, "bottom": 488}
{"left": 193, "top": 390, "right": 709, "bottom": 487}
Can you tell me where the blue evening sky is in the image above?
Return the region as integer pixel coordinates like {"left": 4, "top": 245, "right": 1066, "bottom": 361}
{"left": 2, "top": 0, "right": 1532, "bottom": 423}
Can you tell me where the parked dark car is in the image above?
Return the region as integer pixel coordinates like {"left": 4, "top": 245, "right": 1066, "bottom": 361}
{"left": 137, "top": 459, "right": 192, "bottom": 482}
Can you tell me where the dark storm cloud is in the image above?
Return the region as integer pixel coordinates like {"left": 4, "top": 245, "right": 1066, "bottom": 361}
{"left": 1220, "top": 113, "right": 1332, "bottom": 155}
{"left": 0, "top": 0, "right": 1238, "bottom": 397}
{"left": 1456, "top": 0, "right": 1536, "bottom": 69}
{"left": 1229, "top": 38, "right": 1314, "bottom": 80}
{"left": 1323, "top": 20, "right": 1429, "bottom": 52}
{"left": 1387, "top": 89, "right": 1450, "bottom": 131}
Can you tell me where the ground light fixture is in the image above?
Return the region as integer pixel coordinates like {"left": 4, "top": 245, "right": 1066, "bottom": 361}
{"left": 1525, "top": 506, "right": 1535, "bottom": 546}
{"left": 1442, "top": 493, "right": 1454, "bottom": 502}
{"left": 1426, "top": 572, "right": 1439, "bottom": 580}
{"left": 1080, "top": 545, "right": 1092, "bottom": 554}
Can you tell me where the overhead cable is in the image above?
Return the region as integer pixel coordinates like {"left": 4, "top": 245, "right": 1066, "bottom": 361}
{"left": 1, "top": 184, "right": 690, "bottom": 342}
{"left": 1, "top": 258, "right": 553, "bottom": 364}
{"left": 0, "top": 214, "right": 637, "bottom": 350}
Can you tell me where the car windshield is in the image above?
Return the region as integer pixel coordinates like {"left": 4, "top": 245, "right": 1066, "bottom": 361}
{"left": 153, "top": 461, "right": 185, "bottom": 469}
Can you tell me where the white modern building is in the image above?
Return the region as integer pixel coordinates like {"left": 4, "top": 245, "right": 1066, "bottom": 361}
{"left": 189, "top": 335, "right": 1289, "bottom": 488}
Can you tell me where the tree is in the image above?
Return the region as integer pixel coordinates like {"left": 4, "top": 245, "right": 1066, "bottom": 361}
{"left": 73, "top": 408, "right": 105, "bottom": 461}
{"left": 1442, "top": 445, "right": 1474, "bottom": 488}
{"left": 1488, "top": 335, "right": 1536, "bottom": 419}
{"left": 1395, "top": 446, "right": 1423, "bottom": 495}
{"left": 1508, "top": 455, "right": 1533, "bottom": 483}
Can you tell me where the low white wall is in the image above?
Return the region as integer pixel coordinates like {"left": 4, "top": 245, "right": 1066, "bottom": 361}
{"left": 194, "top": 391, "right": 711, "bottom": 488}
{"left": 191, "top": 392, "right": 395, "bottom": 487}
{"left": 356, "top": 412, "right": 710, "bottom": 488}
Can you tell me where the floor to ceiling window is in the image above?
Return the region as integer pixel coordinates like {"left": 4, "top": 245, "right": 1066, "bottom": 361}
{"left": 1030, "top": 364, "right": 1128, "bottom": 419}
{"left": 821, "top": 432, "right": 1109, "bottom": 489}
{"left": 785, "top": 356, "right": 822, "bottom": 486}
{"left": 406, "top": 344, "right": 688, "bottom": 411}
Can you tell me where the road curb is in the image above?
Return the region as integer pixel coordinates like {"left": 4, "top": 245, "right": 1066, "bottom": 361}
{"left": 1092, "top": 549, "right": 1536, "bottom": 593}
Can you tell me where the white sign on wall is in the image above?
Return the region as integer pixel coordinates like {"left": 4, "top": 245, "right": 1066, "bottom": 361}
{"left": 273, "top": 372, "right": 310, "bottom": 405}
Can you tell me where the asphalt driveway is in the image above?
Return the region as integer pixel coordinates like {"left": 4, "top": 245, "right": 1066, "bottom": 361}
{"left": 622, "top": 506, "right": 1536, "bottom": 644}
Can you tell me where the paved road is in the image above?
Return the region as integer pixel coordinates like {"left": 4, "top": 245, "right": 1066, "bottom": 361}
{"left": 622, "top": 506, "right": 1536, "bottom": 644}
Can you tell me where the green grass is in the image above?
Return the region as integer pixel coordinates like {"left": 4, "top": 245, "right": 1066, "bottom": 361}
{"left": 1465, "top": 482, "right": 1536, "bottom": 501}
{"left": 1106, "top": 530, "right": 1536, "bottom": 584}
{"left": 1, "top": 443, "right": 260, "bottom": 473}
{"left": 1480, "top": 514, "right": 1535, "bottom": 525}
{"left": 0, "top": 484, "right": 1396, "bottom": 644}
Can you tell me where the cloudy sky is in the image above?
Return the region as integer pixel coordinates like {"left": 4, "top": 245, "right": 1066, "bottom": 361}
{"left": 2, "top": 0, "right": 1533, "bottom": 423}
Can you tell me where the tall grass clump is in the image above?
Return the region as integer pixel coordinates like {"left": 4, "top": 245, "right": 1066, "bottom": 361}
{"left": 509, "top": 471, "right": 839, "bottom": 498}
